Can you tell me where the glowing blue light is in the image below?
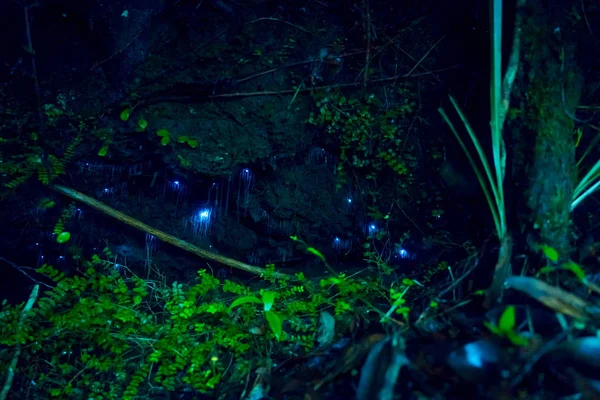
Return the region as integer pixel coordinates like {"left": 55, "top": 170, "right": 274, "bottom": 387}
{"left": 347, "top": 198, "right": 352, "bottom": 203}
{"left": 398, "top": 248, "right": 408, "bottom": 258}
{"left": 238, "top": 168, "right": 253, "bottom": 217}
{"left": 191, "top": 208, "right": 213, "bottom": 239}
{"left": 104, "top": 188, "right": 109, "bottom": 193}
{"left": 199, "top": 209, "right": 210, "bottom": 219}
{"left": 166, "top": 180, "right": 185, "bottom": 197}
{"left": 332, "top": 236, "right": 352, "bottom": 252}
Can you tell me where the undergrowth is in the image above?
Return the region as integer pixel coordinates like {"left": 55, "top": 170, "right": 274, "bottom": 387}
{"left": 0, "top": 248, "right": 420, "bottom": 399}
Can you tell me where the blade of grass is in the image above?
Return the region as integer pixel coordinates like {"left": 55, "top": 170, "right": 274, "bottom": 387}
{"left": 446, "top": 96, "right": 505, "bottom": 237}
{"left": 572, "top": 159, "right": 600, "bottom": 210}
{"left": 576, "top": 130, "right": 600, "bottom": 168}
{"left": 573, "top": 160, "right": 600, "bottom": 199}
{"left": 438, "top": 108, "right": 502, "bottom": 237}
{"left": 489, "top": 0, "right": 506, "bottom": 238}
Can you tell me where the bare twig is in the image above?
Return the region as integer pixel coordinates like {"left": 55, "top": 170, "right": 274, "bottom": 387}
{"left": 438, "top": 252, "right": 479, "bottom": 297}
{"left": 91, "top": 28, "right": 146, "bottom": 71}
{"left": 363, "top": 0, "right": 371, "bottom": 89}
{"left": 244, "top": 17, "right": 311, "bottom": 34}
{"left": 581, "top": 0, "right": 599, "bottom": 43}
{"left": 22, "top": 4, "right": 44, "bottom": 136}
{"left": 0, "top": 257, "right": 52, "bottom": 289}
{"left": 405, "top": 35, "right": 446, "bottom": 77}
{"left": 208, "top": 66, "right": 460, "bottom": 100}
{"left": 385, "top": 39, "right": 443, "bottom": 83}
{"left": 235, "top": 48, "right": 370, "bottom": 86}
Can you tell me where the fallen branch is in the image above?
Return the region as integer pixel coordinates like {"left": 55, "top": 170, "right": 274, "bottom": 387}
{"left": 51, "top": 185, "right": 290, "bottom": 279}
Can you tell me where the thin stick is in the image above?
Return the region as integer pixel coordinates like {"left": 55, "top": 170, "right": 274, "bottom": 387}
{"left": 209, "top": 66, "right": 460, "bottom": 100}
{"left": 91, "top": 28, "right": 146, "bottom": 71}
{"left": 244, "top": 17, "right": 311, "bottom": 34}
{"left": 405, "top": 35, "right": 446, "bottom": 77}
{"left": 0, "top": 257, "right": 53, "bottom": 289}
{"left": 51, "top": 185, "right": 290, "bottom": 279}
{"left": 0, "top": 285, "right": 39, "bottom": 400}
{"left": 23, "top": 4, "right": 44, "bottom": 136}
{"left": 235, "top": 49, "right": 371, "bottom": 86}
{"left": 363, "top": 0, "right": 371, "bottom": 89}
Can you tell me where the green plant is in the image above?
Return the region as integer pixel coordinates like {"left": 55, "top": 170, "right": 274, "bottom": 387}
{"left": 381, "top": 279, "right": 415, "bottom": 323}
{"left": 176, "top": 135, "right": 199, "bottom": 148}
{"left": 2, "top": 248, "right": 392, "bottom": 398}
{"left": 1, "top": 134, "right": 81, "bottom": 189}
{"left": 484, "top": 305, "right": 528, "bottom": 346}
{"left": 229, "top": 290, "right": 283, "bottom": 339}
{"left": 120, "top": 108, "right": 131, "bottom": 121}
{"left": 438, "top": 0, "right": 507, "bottom": 241}
{"left": 307, "top": 89, "right": 416, "bottom": 189}
{"left": 156, "top": 129, "right": 171, "bottom": 146}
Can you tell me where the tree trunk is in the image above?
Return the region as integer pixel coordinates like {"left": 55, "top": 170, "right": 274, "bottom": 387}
{"left": 519, "top": 0, "right": 582, "bottom": 259}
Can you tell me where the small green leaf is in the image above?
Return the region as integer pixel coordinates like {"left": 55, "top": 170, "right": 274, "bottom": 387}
{"left": 56, "top": 231, "right": 71, "bottom": 244}
{"left": 98, "top": 145, "right": 108, "bottom": 157}
{"left": 538, "top": 266, "right": 555, "bottom": 275}
{"left": 177, "top": 135, "right": 189, "bottom": 143}
{"left": 156, "top": 129, "right": 170, "bottom": 137}
{"left": 160, "top": 136, "right": 171, "bottom": 146}
{"left": 39, "top": 198, "right": 56, "bottom": 209}
{"left": 120, "top": 108, "right": 131, "bottom": 121}
{"left": 401, "top": 278, "right": 414, "bottom": 286}
{"left": 563, "top": 261, "right": 586, "bottom": 280}
{"left": 229, "top": 296, "right": 262, "bottom": 309}
{"left": 483, "top": 320, "right": 502, "bottom": 335}
{"left": 261, "top": 291, "right": 277, "bottom": 311}
{"left": 265, "top": 310, "right": 283, "bottom": 338}
{"left": 540, "top": 245, "right": 559, "bottom": 262}
{"left": 499, "top": 305, "right": 516, "bottom": 333}
{"left": 507, "top": 331, "right": 529, "bottom": 347}
{"left": 137, "top": 119, "right": 148, "bottom": 130}
{"left": 306, "top": 247, "right": 326, "bottom": 262}
{"left": 187, "top": 139, "right": 199, "bottom": 148}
